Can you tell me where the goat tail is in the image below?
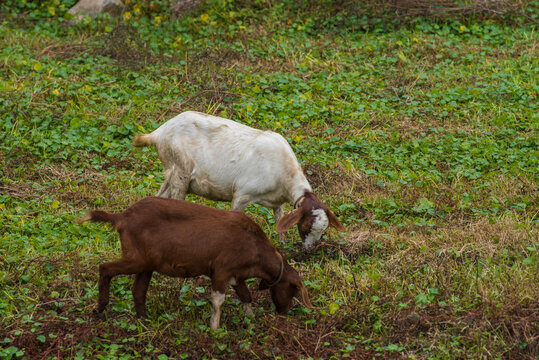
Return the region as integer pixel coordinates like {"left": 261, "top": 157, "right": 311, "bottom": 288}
{"left": 76, "top": 210, "right": 119, "bottom": 225}
{"left": 132, "top": 133, "right": 153, "bottom": 147}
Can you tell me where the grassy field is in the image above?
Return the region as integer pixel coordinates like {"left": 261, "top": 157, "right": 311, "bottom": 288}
{"left": 0, "top": 0, "right": 537, "bottom": 359}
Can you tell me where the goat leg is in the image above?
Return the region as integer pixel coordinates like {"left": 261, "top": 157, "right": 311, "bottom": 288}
{"left": 158, "top": 166, "right": 189, "bottom": 199}
{"left": 231, "top": 196, "right": 250, "bottom": 212}
{"left": 209, "top": 290, "right": 226, "bottom": 330}
{"left": 233, "top": 280, "right": 254, "bottom": 317}
{"left": 273, "top": 205, "right": 286, "bottom": 243}
{"left": 97, "top": 268, "right": 112, "bottom": 313}
{"left": 97, "top": 258, "right": 143, "bottom": 314}
{"left": 132, "top": 271, "right": 153, "bottom": 318}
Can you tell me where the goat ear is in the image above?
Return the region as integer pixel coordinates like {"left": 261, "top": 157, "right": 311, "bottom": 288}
{"left": 276, "top": 209, "right": 303, "bottom": 233}
{"left": 327, "top": 209, "right": 346, "bottom": 232}
{"left": 295, "top": 282, "right": 314, "bottom": 309}
{"left": 258, "top": 279, "right": 270, "bottom": 290}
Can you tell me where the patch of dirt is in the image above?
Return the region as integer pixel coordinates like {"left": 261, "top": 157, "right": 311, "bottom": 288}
{"left": 100, "top": 157, "right": 135, "bottom": 171}
{"left": 2, "top": 314, "right": 132, "bottom": 359}
{"left": 1, "top": 293, "right": 381, "bottom": 359}
{"left": 151, "top": 47, "right": 246, "bottom": 120}
{"left": 390, "top": 304, "right": 454, "bottom": 341}
{"left": 252, "top": 314, "right": 384, "bottom": 360}
{"left": 97, "top": 24, "right": 161, "bottom": 69}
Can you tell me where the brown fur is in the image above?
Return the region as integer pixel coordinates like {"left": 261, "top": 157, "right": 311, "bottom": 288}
{"left": 80, "top": 197, "right": 312, "bottom": 327}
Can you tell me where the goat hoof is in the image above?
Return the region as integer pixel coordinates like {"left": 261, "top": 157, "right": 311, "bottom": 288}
{"left": 92, "top": 309, "right": 106, "bottom": 320}
{"left": 135, "top": 312, "right": 148, "bottom": 320}
{"left": 243, "top": 304, "right": 254, "bottom": 317}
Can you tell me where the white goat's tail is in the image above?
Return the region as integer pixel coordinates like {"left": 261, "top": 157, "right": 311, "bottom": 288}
{"left": 132, "top": 133, "right": 153, "bottom": 147}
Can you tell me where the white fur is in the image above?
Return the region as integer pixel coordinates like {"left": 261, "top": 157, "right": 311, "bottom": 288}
{"left": 149, "top": 111, "right": 312, "bottom": 209}
{"left": 303, "top": 208, "right": 329, "bottom": 250}
{"left": 210, "top": 291, "right": 226, "bottom": 330}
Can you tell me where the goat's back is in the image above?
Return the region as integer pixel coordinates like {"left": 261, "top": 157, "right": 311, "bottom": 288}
{"left": 115, "top": 197, "right": 271, "bottom": 268}
{"left": 149, "top": 112, "right": 303, "bottom": 197}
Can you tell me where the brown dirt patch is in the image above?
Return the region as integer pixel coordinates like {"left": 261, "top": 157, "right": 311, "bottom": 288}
{"left": 1, "top": 295, "right": 382, "bottom": 359}
{"left": 96, "top": 24, "right": 161, "bottom": 69}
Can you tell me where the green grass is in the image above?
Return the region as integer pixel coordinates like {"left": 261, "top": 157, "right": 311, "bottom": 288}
{"left": 1, "top": 0, "right": 537, "bottom": 359}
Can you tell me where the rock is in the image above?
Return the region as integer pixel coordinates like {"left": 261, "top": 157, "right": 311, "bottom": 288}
{"left": 406, "top": 312, "right": 421, "bottom": 324}
{"left": 67, "top": 0, "right": 124, "bottom": 21}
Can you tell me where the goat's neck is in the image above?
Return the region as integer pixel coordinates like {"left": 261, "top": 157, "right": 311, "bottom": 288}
{"left": 259, "top": 250, "right": 284, "bottom": 283}
{"left": 285, "top": 172, "right": 312, "bottom": 206}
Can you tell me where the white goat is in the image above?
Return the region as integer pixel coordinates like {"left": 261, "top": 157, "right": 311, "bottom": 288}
{"left": 133, "top": 111, "right": 344, "bottom": 249}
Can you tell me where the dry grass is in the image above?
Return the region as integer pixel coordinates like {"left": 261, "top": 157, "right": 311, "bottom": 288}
{"left": 1, "top": 149, "right": 156, "bottom": 209}
{"left": 302, "top": 162, "right": 537, "bottom": 226}
{"left": 307, "top": 0, "right": 537, "bottom": 26}
{"left": 37, "top": 42, "right": 90, "bottom": 60}
{"left": 372, "top": 0, "right": 534, "bottom": 21}
{"left": 341, "top": 216, "right": 538, "bottom": 259}
{"left": 294, "top": 213, "right": 538, "bottom": 358}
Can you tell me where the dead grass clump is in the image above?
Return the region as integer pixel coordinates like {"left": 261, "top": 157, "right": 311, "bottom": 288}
{"left": 304, "top": 163, "right": 378, "bottom": 203}
{"left": 374, "top": 0, "right": 533, "bottom": 22}
{"left": 375, "top": 216, "right": 537, "bottom": 265}
{"left": 0, "top": 181, "right": 34, "bottom": 200}
{"left": 388, "top": 301, "right": 538, "bottom": 358}
{"left": 31, "top": 164, "right": 107, "bottom": 205}
{"left": 303, "top": 0, "right": 535, "bottom": 28}
{"left": 168, "top": 0, "right": 201, "bottom": 18}
{"left": 97, "top": 24, "right": 160, "bottom": 69}
{"left": 254, "top": 312, "right": 381, "bottom": 359}
{"left": 37, "top": 43, "right": 89, "bottom": 60}
{"left": 335, "top": 230, "right": 374, "bottom": 259}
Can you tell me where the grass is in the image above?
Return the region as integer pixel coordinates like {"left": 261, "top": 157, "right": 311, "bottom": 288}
{"left": 0, "top": 0, "right": 537, "bottom": 359}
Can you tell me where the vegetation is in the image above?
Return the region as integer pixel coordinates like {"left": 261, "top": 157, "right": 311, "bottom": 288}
{"left": 1, "top": 0, "right": 537, "bottom": 359}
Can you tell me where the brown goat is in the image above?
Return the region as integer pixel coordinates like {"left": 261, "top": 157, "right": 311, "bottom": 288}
{"left": 79, "top": 196, "right": 313, "bottom": 330}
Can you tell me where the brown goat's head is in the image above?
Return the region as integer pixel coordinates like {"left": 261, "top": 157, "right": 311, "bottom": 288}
{"left": 259, "top": 261, "right": 313, "bottom": 314}
{"left": 276, "top": 191, "right": 345, "bottom": 250}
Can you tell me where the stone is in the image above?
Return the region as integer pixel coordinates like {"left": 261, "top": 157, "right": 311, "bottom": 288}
{"left": 67, "top": 0, "right": 124, "bottom": 20}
